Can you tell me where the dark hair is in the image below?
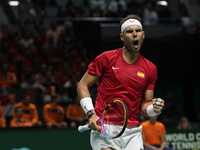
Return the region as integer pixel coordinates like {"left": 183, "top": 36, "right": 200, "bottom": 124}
{"left": 120, "top": 14, "right": 142, "bottom": 29}
{"left": 21, "top": 93, "right": 28, "bottom": 100}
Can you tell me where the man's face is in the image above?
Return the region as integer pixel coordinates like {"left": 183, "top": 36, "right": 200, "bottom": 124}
{"left": 55, "top": 95, "right": 61, "bottom": 104}
{"left": 23, "top": 95, "right": 31, "bottom": 105}
{"left": 16, "top": 107, "right": 23, "bottom": 118}
{"left": 120, "top": 25, "right": 145, "bottom": 53}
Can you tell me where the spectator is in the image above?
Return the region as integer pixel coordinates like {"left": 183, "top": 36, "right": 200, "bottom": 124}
{"left": 91, "top": 4, "right": 104, "bottom": 17}
{"left": 21, "top": 72, "right": 38, "bottom": 89}
{"left": 141, "top": 115, "right": 174, "bottom": 150}
{"left": 42, "top": 70, "right": 59, "bottom": 104}
{"left": 13, "top": 94, "right": 43, "bottom": 126}
{"left": 90, "top": 0, "right": 106, "bottom": 11}
{"left": 33, "top": 20, "right": 42, "bottom": 39}
{"left": 177, "top": 117, "right": 191, "bottom": 130}
{"left": 143, "top": 2, "right": 159, "bottom": 26}
{"left": 115, "top": 3, "right": 129, "bottom": 18}
{"left": 46, "top": 20, "right": 62, "bottom": 46}
{"left": 76, "top": 2, "right": 91, "bottom": 17}
{"left": 0, "top": 105, "right": 6, "bottom": 127}
{"left": 0, "top": 63, "right": 17, "bottom": 89}
{"left": 35, "top": 27, "right": 49, "bottom": 49}
{"left": 72, "top": 47, "right": 90, "bottom": 73}
{"left": 19, "top": 30, "right": 35, "bottom": 51}
{"left": 43, "top": 34, "right": 57, "bottom": 52}
{"left": 35, "top": 63, "right": 48, "bottom": 86}
{"left": 108, "top": 0, "right": 127, "bottom": 15}
{"left": 29, "top": 2, "right": 46, "bottom": 21}
{"left": 10, "top": 106, "right": 32, "bottom": 127}
{"left": 55, "top": 63, "right": 71, "bottom": 87}
{"left": 15, "top": 61, "right": 31, "bottom": 88}
{"left": 64, "top": 0, "right": 76, "bottom": 17}
{"left": 66, "top": 95, "right": 87, "bottom": 128}
{"left": 178, "top": 3, "right": 192, "bottom": 26}
{"left": 77, "top": 62, "right": 87, "bottom": 80}
{"left": 43, "top": 94, "right": 68, "bottom": 129}
{"left": 63, "top": 72, "right": 79, "bottom": 88}
{"left": 90, "top": 0, "right": 107, "bottom": 17}
{"left": 127, "top": 0, "right": 143, "bottom": 17}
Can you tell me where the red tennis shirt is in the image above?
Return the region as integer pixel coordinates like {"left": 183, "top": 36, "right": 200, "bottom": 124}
{"left": 87, "top": 48, "right": 157, "bottom": 125}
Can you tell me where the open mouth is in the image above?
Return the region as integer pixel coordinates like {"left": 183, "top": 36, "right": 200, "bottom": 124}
{"left": 133, "top": 40, "right": 139, "bottom": 46}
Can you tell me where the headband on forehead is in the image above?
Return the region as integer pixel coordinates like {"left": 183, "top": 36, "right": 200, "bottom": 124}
{"left": 121, "top": 19, "right": 143, "bottom": 33}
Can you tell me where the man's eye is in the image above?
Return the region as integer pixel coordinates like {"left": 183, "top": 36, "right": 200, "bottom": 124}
{"left": 127, "top": 30, "right": 133, "bottom": 33}
{"left": 136, "top": 29, "right": 141, "bottom": 32}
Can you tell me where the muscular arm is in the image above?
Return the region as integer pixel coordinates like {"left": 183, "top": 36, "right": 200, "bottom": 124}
{"left": 77, "top": 72, "right": 99, "bottom": 99}
{"left": 77, "top": 72, "right": 100, "bottom": 131}
{"left": 140, "top": 90, "right": 154, "bottom": 116}
{"left": 140, "top": 90, "right": 164, "bottom": 116}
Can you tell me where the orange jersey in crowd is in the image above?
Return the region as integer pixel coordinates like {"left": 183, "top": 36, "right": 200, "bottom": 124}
{"left": 141, "top": 120, "right": 166, "bottom": 145}
{"left": 0, "top": 72, "right": 17, "bottom": 88}
{"left": 43, "top": 102, "right": 65, "bottom": 125}
{"left": 13, "top": 102, "right": 39, "bottom": 125}
{"left": 0, "top": 107, "right": 6, "bottom": 127}
{"left": 66, "top": 104, "right": 86, "bottom": 119}
{"left": 10, "top": 118, "right": 32, "bottom": 127}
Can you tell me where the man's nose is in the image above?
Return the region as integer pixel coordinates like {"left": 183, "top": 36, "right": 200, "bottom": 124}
{"left": 133, "top": 30, "right": 137, "bottom": 37}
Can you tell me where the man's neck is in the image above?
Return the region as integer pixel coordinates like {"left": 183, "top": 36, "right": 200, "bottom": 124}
{"left": 123, "top": 47, "right": 139, "bottom": 64}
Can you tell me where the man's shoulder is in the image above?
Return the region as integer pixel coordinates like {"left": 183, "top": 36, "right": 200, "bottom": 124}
{"left": 43, "top": 103, "right": 51, "bottom": 108}
{"left": 140, "top": 54, "right": 156, "bottom": 68}
{"left": 97, "top": 48, "right": 121, "bottom": 61}
{"left": 14, "top": 102, "right": 23, "bottom": 107}
{"left": 100, "top": 48, "right": 120, "bottom": 56}
{"left": 29, "top": 103, "right": 37, "bottom": 108}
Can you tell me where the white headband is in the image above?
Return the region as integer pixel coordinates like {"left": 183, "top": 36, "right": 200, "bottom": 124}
{"left": 121, "top": 19, "right": 143, "bottom": 33}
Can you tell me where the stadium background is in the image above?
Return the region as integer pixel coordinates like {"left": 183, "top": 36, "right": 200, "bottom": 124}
{"left": 0, "top": 0, "right": 200, "bottom": 149}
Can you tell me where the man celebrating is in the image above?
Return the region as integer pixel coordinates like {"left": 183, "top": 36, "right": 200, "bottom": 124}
{"left": 77, "top": 14, "right": 164, "bottom": 150}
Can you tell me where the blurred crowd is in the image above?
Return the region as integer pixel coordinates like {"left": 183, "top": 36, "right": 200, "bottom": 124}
{"left": 0, "top": 0, "right": 194, "bottom": 89}
{"left": 26, "top": 0, "right": 192, "bottom": 26}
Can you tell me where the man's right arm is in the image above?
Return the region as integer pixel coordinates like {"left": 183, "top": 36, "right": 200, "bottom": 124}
{"left": 77, "top": 72, "right": 100, "bottom": 131}
{"left": 77, "top": 72, "right": 99, "bottom": 99}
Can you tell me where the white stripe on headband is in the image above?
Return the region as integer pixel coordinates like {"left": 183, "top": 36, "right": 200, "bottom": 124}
{"left": 121, "top": 19, "right": 143, "bottom": 33}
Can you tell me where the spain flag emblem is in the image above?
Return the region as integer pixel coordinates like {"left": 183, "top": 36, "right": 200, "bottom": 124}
{"left": 137, "top": 71, "right": 145, "bottom": 78}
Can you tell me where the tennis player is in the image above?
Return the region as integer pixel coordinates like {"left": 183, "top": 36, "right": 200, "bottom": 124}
{"left": 77, "top": 14, "right": 164, "bottom": 150}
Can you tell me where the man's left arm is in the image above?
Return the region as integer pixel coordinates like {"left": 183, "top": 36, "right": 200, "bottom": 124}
{"left": 140, "top": 90, "right": 164, "bottom": 116}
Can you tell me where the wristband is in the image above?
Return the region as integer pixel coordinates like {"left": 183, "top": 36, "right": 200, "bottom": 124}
{"left": 147, "top": 104, "right": 161, "bottom": 116}
{"left": 80, "top": 97, "right": 94, "bottom": 114}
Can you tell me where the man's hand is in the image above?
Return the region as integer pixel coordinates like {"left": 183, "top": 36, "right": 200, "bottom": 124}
{"left": 152, "top": 98, "right": 164, "bottom": 114}
{"left": 88, "top": 113, "right": 101, "bottom": 132}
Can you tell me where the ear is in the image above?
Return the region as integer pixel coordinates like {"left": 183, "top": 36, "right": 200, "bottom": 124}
{"left": 120, "top": 33, "right": 124, "bottom": 41}
{"left": 143, "top": 31, "right": 145, "bottom": 39}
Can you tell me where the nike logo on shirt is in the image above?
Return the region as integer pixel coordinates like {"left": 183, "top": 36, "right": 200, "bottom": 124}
{"left": 112, "top": 67, "right": 120, "bottom": 69}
